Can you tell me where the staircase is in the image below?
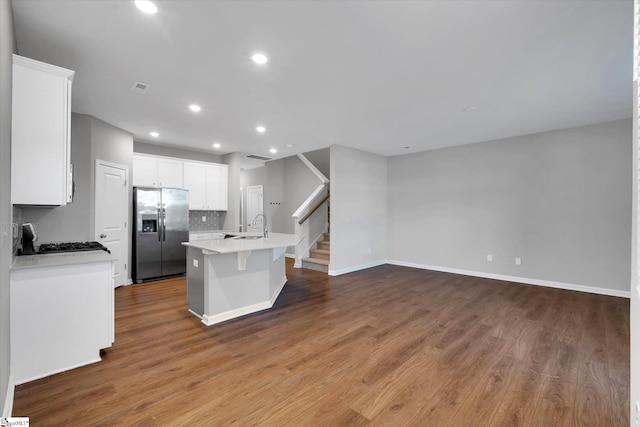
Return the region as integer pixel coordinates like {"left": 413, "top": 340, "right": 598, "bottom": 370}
{"left": 302, "top": 233, "right": 330, "bottom": 272}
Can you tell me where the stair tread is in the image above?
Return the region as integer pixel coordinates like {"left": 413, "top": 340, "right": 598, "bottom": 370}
{"left": 302, "top": 257, "right": 330, "bottom": 265}
{"left": 311, "top": 248, "right": 330, "bottom": 255}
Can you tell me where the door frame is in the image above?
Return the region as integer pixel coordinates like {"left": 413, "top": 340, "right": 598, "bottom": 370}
{"left": 246, "top": 185, "right": 264, "bottom": 233}
{"left": 94, "top": 159, "right": 130, "bottom": 286}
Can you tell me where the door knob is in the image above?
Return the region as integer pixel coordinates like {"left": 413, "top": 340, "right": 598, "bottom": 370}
{"left": 100, "top": 234, "right": 107, "bottom": 238}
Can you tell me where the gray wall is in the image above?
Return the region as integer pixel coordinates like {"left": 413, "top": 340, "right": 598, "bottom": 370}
{"left": 388, "top": 119, "right": 632, "bottom": 292}
{"left": 22, "top": 114, "right": 134, "bottom": 281}
{"left": 0, "top": 0, "right": 15, "bottom": 415}
{"left": 303, "top": 148, "right": 330, "bottom": 179}
{"left": 222, "top": 152, "right": 242, "bottom": 232}
{"left": 330, "top": 145, "right": 388, "bottom": 274}
{"left": 283, "top": 156, "right": 324, "bottom": 234}
{"left": 631, "top": 82, "right": 639, "bottom": 427}
{"left": 134, "top": 141, "right": 222, "bottom": 163}
{"left": 21, "top": 113, "right": 92, "bottom": 242}
{"left": 22, "top": 115, "right": 134, "bottom": 241}
{"left": 240, "top": 156, "right": 322, "bottom": 237}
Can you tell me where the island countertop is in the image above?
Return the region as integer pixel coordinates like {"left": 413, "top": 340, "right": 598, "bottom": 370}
{"left": 181, "top": 232, "right": 300, "bottom": 254}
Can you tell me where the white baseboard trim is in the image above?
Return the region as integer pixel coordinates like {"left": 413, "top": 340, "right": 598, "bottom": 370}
{"left": 14, "top": 357, "right": 102, "bottom": 386}
{"left": 328, "top": 260, "right": 386, "bottom": 277}
{"left": 3, "top": 375, "right": 14, "bottom": 417}
{"left": 293, "top": 262, "right": 301, "bottom": 269}
{"left": 202, "top": 301, "right": 272, "bottom": 326}
{"left": 387, "top": 260, "right": 631, "bottom": 298}
{"left": 270, "top": 277, "right": 288, "bottom": 306}
{"left": 187, "top": 308, "right": 203, "bottom": 319}
{"left": 201, "top": 277, "right": 288, "bottom": 326}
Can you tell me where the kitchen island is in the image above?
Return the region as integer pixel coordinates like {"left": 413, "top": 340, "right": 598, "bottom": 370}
{"left": 182, "top": 232, "right": 301, "bottom": 326}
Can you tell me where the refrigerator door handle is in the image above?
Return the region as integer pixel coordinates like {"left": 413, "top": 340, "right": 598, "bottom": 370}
{"left": 157, "top": 207, "right": 162, "bottom": 242}
{"left": 162, "top": 207, "right": 167, "bottom": 241}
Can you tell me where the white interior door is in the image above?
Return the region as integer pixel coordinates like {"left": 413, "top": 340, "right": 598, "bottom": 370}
{"left": 95, "top": 160, "right": 128, "bottom": 287}
{"left": 246, "top": 185, "right": 263, "bottom": 233}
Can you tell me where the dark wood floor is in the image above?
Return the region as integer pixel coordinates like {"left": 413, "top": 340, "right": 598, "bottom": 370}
{"left": 13, "top": 259, "right": 629, "bottom": 426}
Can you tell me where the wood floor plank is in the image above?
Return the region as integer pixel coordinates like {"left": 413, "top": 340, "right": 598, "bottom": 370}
{"left": 11, "top": 260, "right": 629, "bottom": 426}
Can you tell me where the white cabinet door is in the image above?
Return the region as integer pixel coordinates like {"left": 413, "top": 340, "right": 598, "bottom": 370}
{"left": 11, "top": 55, "right": 74, "bottom": 205}
{"left": 206, "top": 164, "right": 228, "bottom": 211}
{"left": 132, "top": 155, "right": 158, "bottom": 187}
{"left": 183, "top": 162, "right": 207, "bottom": 210}
{"left": 158, "top": 158, "right": 184, "bottom": 188}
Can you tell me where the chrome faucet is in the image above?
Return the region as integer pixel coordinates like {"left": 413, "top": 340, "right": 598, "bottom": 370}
{"left": 252, "top": 214, "right": 268, "bottom": 238}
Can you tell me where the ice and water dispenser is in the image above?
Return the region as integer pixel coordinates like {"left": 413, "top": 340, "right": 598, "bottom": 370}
{"left": 141, "top": 215, "right": 158, "bottom": 233}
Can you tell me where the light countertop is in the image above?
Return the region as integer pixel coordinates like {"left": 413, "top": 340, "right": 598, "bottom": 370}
{"left": 182, "top": 232, "right": 300, "bottom": 254}
{"left": 12, "top": 250, "right": 115, "bottom": 270}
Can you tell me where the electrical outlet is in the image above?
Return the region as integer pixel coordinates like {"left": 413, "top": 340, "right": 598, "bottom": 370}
{"left": 515, "top": 257, "right": 522, "bottom": 265}
{"left": 202, "top": 216, "right": 206, "bottom": 222}
{"left": 487, "top": 254, "right": 493, "bottom": 262}
{"left": 193, "top": 259, "right": 198, "bottom": 268}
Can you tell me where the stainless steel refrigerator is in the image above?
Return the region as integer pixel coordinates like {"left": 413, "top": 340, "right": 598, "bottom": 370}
{"left": 133, "top": 187, "right": 189, "bottom": 283}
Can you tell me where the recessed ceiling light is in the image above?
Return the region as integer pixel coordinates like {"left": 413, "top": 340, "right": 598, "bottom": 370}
{"left": 212, "top": 142, "right": 221, "bottom": 149}
{"left": 256, "top": 125, "right": 266, "bottom": 133}
{"left": 270, "top": 148, "right": 277, "bottom": 154}
{"left": 251, "top": 53, "right": 268, "bottom": 65}
{"left": 463, "top": 106, "right": 478, "bottom": 112}
{"left": 150, "top": 131, "right": 159, "bottom": 137}
{"left": 134, "top": 0, "right": 158, "bottom": 14}
{"left": 189, "top": 104, "right": 201, "bottom": 113}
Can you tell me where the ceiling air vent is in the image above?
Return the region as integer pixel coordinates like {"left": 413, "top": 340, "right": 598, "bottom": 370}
{"left": 246, "top": 154, "right": 273, "bottom": 161}
{"left": 131, "top": 82, "right": 150, "bottom": 94}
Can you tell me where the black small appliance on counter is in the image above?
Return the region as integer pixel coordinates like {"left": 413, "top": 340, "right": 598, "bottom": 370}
{"left": 21, "top": 223, "right": 37, "bottom": 255}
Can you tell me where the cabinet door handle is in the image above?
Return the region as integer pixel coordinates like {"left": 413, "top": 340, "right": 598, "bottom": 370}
{"left": 100, "top": 234, "right": 106, "bottom": 239}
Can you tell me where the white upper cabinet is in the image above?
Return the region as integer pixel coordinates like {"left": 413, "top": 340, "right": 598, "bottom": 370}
{"left": 11, "top": 55, "right": 74, "bottom": 205}
{"left": 132, "top": 155, "right": 157, "bottom": 187}
{"left": 132, "top": 154, "right": 183, "bottom": 188}
{"left": 206, "top": 164, "right": 228, "bottom": 211}
{"left": 157, "top": 158, "right": 184, "bottom": 188}
{"left": 134, "top": 154, "right": 228, "bottom": 211}
{"left": 184, "top": 161, "right": 228, "bottom": 211}
{"left": 183, "top": 162, "right": 207, "bottom": 210}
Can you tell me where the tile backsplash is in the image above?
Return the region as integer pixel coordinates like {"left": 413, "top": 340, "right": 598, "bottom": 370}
{"left": 189, "top": 211, "right": 227, "bottom": 232}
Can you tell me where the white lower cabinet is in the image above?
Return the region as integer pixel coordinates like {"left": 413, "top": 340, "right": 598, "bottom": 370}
{"left": 10, "top": 257, "right": 115, "bottom": 385}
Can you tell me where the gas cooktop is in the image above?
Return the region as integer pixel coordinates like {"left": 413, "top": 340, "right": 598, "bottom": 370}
{"left": 37, "top": 241, "right": 110, "bottom": 254}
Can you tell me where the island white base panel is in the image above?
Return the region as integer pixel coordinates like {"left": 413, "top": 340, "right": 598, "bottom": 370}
{"left": 201, "top": 277, "right": 286, "bottom": 326}
{"left": 189, "top": 248, "right": 288, "bottom": 326}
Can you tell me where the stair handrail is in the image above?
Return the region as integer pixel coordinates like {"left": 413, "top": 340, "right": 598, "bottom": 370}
{"left": 292, "top": 184, "right": 327, "bottom": 220}
{"left": 298, "top": 193, "right": 329, "bottom": 225}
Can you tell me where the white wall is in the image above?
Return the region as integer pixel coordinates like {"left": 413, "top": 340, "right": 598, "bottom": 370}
{"left": 330, "top": 144, "right": 387, "bottom": 275}
{"left": 0, "top": 0, "right": 15, "bottom": 416}
{"left": 388, "top": 119, "right": 632, "bottom": 295}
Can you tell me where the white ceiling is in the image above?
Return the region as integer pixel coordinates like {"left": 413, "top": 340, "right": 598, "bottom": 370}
{"left": 11, "top": 0, "right": 632, "bottom": 159}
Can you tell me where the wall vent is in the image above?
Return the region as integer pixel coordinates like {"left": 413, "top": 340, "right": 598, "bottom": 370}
{"left": 246, "top": 154, "right": 273, "bottom": 161}
{"left": 131, "top": 82, "right": 150, "bottom": 94}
